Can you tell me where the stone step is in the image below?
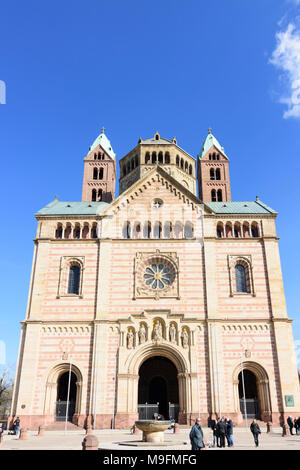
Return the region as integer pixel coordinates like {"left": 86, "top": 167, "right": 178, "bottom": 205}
{"left": 45, "top": 421, "right": 82, "bottom": 431}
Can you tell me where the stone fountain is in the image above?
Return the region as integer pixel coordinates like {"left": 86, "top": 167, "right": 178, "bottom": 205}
{"left": 135, "top": 420, "right": 172, "bottom": 443}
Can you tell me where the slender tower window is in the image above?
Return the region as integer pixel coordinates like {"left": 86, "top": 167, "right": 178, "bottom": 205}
{"left": 235, "top": 265, "right": 247, "bottom": 293}
{"left": 68, "top": 265, "right": 80, "bottom": 295}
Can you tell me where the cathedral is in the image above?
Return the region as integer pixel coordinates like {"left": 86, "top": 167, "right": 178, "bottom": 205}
{"left": 10, "top": 128, "right": 300, "bottom": 429}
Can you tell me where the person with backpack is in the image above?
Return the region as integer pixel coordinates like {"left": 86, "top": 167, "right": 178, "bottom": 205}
{"left": 250, "top": 419, "right": 261, "bottom": 447}
{"left": 189, "top": 418, "right": 205, "bottom": 450}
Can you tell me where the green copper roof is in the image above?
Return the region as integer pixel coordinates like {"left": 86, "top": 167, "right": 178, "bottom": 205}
{"left": 205, "top": 200, "right": 277, "bottom": 215}
{"left": 198, "top": 130, "right": 227, "bottom": 159}
{"left": 36, "top": 199, "right": 109, "bottom": 216}
{"left": 89, "top": 129, "right": 116, "bottom": 160}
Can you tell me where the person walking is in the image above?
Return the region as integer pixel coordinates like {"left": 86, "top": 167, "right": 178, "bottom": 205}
{"left": 287, "top": 416, "right": 294, "bottom": 435}
{"left": 250, "top": 419, "right": 261, "bottom": 447}
{"left": 13, "top": 416, "right": 20, "bottom": 436}
{"left": 189, "top": 418, "right": 205, "bottom": 450}
{"left": 216, "top": 417, "right": 227, "bottom": 448}
{"left": 226, "top": 418, "right": 234, "bottom": 447}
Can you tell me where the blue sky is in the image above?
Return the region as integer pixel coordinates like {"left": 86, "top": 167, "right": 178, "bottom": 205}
{"left": 1, "top": 0, "right": 300, "bottom": 371}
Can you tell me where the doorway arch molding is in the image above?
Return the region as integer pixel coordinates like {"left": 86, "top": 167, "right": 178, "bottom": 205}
{"left": 232, "top": 360, "right": 272, "bottom": 420}
{"left": 117, "top": 342, "right": 192, "bottom": 415}
{"left": 43, "top": 361, "right": 84, "bottom": 418}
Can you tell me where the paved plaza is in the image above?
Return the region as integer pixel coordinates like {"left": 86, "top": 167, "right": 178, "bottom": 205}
{"left": 1, "top": 426, "right": 300, "bottom": 451}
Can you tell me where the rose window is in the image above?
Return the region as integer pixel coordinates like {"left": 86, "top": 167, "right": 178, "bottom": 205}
{"left": 143, "top": 263, "right": 174, "bottom": 290}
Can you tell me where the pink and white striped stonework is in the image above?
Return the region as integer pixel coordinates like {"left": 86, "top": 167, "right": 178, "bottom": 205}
{"left": 10, "top": 130, "right": 300, "bottom": 430}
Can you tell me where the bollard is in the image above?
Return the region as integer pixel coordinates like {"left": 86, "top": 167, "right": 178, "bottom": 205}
{"left": 173, "top": 423, "right": 180, "bottom": 434}
{"left": 19, "top": 428, "right": 28, "bottom": 440}
{"left": 85, "top": 425, "right": 93, "bottom": 435}
{"left": 38, "top": 425, "right": 45, "bottom": 437}
{"left": 282, "top": 424, "right": 288, "bottom": 437}
{"left": 82, "top": 434, "right": 99, "bottom": 450}
{"left": 266, "top": 422, "right": 272, "bottom": 433}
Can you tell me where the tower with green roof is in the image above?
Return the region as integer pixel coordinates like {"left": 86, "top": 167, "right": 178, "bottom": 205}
{"left": 81, "top": 127, "right": 116, "bottom": 203}
{"left": 197, "top": 128, "right": 231, "bottom": 202}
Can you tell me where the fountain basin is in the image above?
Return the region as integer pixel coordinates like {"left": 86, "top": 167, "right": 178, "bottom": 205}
{"left": 135, "top": 420, "right": 172, "bottom": 443}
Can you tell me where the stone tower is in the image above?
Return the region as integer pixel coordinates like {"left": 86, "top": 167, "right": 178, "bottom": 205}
{"left": 82, "top": 128, "right": 116, "bottom": 203}
{"left": 119, "top": 131, "right": 197, "bottom": 195}
{"left": 197, "top": 129, "right": 231, "bottom": 202}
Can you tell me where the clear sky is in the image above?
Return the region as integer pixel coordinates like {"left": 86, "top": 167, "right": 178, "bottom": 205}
{"left": 1, "top": 0, "right": 300, "bottom": 371}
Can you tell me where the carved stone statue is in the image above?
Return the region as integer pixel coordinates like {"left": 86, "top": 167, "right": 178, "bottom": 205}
{"left": 153, "top": 321, "right": 163, "bottom": 342}
{"left": 127, "top": 329, "right": 134, "bottom": 349}
{"left": 139, "top": 324, "right": 146, "bottom": 344}
{"left": 169, "top": 324, "right": 177, "bottom": 343}
{"left": 181, "top": 328, "right": 189, "bottom": 348}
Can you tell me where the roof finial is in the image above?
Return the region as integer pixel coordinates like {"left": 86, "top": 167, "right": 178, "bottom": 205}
{"left": 208, "top": 127, "right": 212, "bottom": 134}
{"left": 101, "top": 126, "right": 106, "bottom": 134}
{"left": 256, "top": 195, "right": 259, "bottom": 201}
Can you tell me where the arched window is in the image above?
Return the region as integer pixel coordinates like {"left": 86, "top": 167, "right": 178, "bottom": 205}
{"left": 99, "top": 168, "right": 104, "bottom": 180}
{"left": 98, "top": 189, "right": 103, "bottom": 201}
{"left": 73, "top": 226, "right": 80, "bottom": 239}
{"left": 211, "top": 189, "right": 216, "bottom": 202}
{"left": 217, "top": 189, "right": 222, "bottom": 201}
{"left": 123, "top": 222, "right": 131, "bottom": 239}
{"left": 127, "top": 162, "right": 130, "bottom": 173}
{"left": 98, "top": 153, "right": 101, "bottom": 160}
{"left": 92, "top": 189, "right": 96, "bottom": 201}
{"left": 123, "top": 165, "right": 127, "bottom": 176}
{"left": 212, "top": 153, "right": 216, "bottom": 160}
{"left": 216, "top": 168, "right": 221, "bottom": 180}
{"left": 145, "top": 152, "right": 150, "bottom": 164}
{"left": 132, "top": 222, "right": 141, "bottom": 239}
{"left": 131, "top": 159, "right": 135, "bottom": 170}
{"left": 235, "top": 265, "right": 247, "bottom": 293}
{"left": 135, "top": 155, "right": 139, "bottom": 167}
{"left": 174, "top": 221, "right": 183, "bottom": 239}
{"left": 216, "top": 222, "right": 224, "bottom": 238}
{"left": 91, "top": 225, "right": 97, "bottom": 238}
{"left": 176, "top": 155, "right": 180, "bottom": 167}
{"left": 210, "top": 168, "right": 215, "bottom": 180}
{"left": 55, "top": 225, "right": 63, "bottom": 239}
{"left": 185, "top": 161, "right": 188, "bottom": 173}
{"left": 165, "top": 152, "right": 170, "bottom": 164}
{"left": 209, "top": 154, "right": 212, "bottom": 160}
{"left": 144, "top": 221, "right": 151, "bottom": 239}
{"left": 158, "top": 151, "right": 163, "bottom": 164}
{"left": 251, "top": 223, "right": 259, "bottom": 237}
{"left": 68, "top": 265, "right": 80, "bottom": 295}
{"left": 153, "top": 222, "right": 162, "bottom": 239}
{"left": 180, "top": 158, "right": 184, "bottom": 169}
{"left": 152, "top": 152, "right": 157, "bottom": 164}
{"left": 94, "top": 153, "right": 97, "bottom": 160}
{"left": 164, "top": 221, "right": 172, "bottom": 239}
{"left": 93, "top": 168, "right": 98, "bottom": 180}
{"left": 184, "top": 222, "right": 194, "bottom": 239}
{"left": 189, "top": 164, "right": 192, "bottom": 175}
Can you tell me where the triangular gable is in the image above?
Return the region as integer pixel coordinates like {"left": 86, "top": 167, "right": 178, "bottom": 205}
{"left": 100, "top": 165, "right": 213, "bottom": 216}
{"left": 199, "top": 143, "right": 229, "bottom": 161}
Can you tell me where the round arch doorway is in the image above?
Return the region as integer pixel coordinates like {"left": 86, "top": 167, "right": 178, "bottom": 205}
{"left": 56, "top": 371, "right": 77, "bottom": 422}
{"left": 138, "top": 356, "right": 179, "bottom": 421}
{"left": 238, "top": 370, "right": 260, "bottom": 420}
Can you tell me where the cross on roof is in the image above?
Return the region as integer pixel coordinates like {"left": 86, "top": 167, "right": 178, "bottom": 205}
{"left": 208, "top": 127, "right": 212, "bottom": 133}
{"left": 101, "top": 126, "right": 106, "bottom": 133}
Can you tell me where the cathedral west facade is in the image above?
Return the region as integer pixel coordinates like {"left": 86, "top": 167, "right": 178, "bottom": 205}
{"left": 11, "top": 128, "right": 300, "bottom": 429}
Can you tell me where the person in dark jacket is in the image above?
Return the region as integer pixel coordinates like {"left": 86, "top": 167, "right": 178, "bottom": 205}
{"left": 216, "top": 417, "right": 227, "bottom": 448}
{"left": 13, "top": 417, "right": 20, "bottom": 436}
{"left": 296, "top": 417, "right": 300, "bottom": 435}
{"left": 226, "top": 418, "right": 234, "bottom": 447}
{"left": 250, "top": 419, "right": 261, "bottom": 447}
{"left": 209, "top": 418, "right": 217, "bottom": 447}
{"left": 189, "top": 418, "right": 205, "bottom": 450}
{"left": 287, "top": 416, "right": 294, "bottom": 435}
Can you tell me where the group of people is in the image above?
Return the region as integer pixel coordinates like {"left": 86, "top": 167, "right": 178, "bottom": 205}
{"left": 287, "top": 416, "right": 300, "bottom": 435}
{"left": 208, "top": 417, "right": 234, "bottom": 448}
{"left": 190, "top": 417, "right": 263, "bottom": 449}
